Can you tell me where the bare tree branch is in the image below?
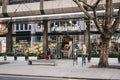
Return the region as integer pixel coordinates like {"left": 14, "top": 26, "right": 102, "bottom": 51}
{"left": 73, "top": 0, "right": 104, "bottom": 34}
{"left": 93, "top": 9, "right": 104, "bottom": 34}
{"left": 73, "top": 0, "right": 93, "bottom": 19}
{"left": 78, "top": 0, "right": 93, "bottom": 9}
{"left": 93, "top": 0, "right": 101, "bottom": 8}
{"left": 111, "top": 7, "right": 120, "bottom": 34}
{"left": 92, "top": 0, "right": 104, "bottom": 34}
{"left": 105, "top": 0, "right": 113, "bottom": 29}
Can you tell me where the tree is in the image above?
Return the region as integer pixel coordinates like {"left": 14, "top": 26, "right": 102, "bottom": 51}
{"left": 6, "top": 22, "right": 13, "bottom": 52}
{"left": 73, "top": 0, "right": 120, "bottom": 67}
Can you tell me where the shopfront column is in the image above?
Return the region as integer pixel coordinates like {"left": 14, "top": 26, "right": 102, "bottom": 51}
{"left": 43, "top": 20, "right": 48, "bottom": 58}
{"left": 31, "top": 24, "right": 36, "bottom": 49}
{"left": 84, "top": 21, "right": 91, "bottom": 62}
{"left": 57, "top": 36, "right": 61, "bottom": 58}
{"left": 84, "top": 26, "right": 90, "bottom": 51}
{"left": 2, "top": 0, "right": 9, "bottom": 17}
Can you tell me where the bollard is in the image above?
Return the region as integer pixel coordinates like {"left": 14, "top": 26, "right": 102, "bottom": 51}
{"left": 14, "top": 53, "right": 17, "bottom": 61}
{"left": 118, "top": 53, "right": 120, "bottom": 63}
{"left": 87, "top": 52, "right": 91, "bottom": 62}
{"left": 4, "top": 55, "right": 7, "bottom": 61}
{"left": 25, "top": 55, "right": 29, "bottom": 61}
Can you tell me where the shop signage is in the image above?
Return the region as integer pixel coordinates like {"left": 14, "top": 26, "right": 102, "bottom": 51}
{"left": 51, "top": 20, "right": 86, "bottom": 32}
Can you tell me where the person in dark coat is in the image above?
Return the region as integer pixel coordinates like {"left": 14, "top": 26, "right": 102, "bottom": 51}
{"left": 46, "top": 47, "right": 51, "bottom": 60}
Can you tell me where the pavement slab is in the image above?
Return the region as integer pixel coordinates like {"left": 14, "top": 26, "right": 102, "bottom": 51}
{"left": 0, "top": 57, "right": 120, "bottom": 80}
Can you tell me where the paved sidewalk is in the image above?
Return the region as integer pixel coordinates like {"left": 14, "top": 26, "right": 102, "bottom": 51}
{"left": 0, "top": 57, "right": 120, "bottom": 80}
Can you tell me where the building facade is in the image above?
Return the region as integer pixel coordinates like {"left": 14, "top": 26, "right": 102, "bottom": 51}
{"left": 0, "top": 0, "right": 119, "bottom": 58}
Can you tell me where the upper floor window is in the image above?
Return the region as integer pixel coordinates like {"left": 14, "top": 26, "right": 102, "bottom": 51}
{"left": 25, "top": 24, "right": 28, "bottom": 30}
{"left": 20, "top": 24, "right": 24, "bottom": 30}
{"left": 29, "top": 24, "right": 31, "bottom": 30}
{"left": 16, "top": 24, "right": 19, "bottom": 30}
{"left": 9, "top": 0, "right": 55, "bottom": 5}
{"left": 15, "top": 23, "right": 31, "bottom": 31}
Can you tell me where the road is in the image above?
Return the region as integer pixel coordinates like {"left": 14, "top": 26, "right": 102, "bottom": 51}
{"left": 0, "top": 76, "right": 87, "bottom": 80}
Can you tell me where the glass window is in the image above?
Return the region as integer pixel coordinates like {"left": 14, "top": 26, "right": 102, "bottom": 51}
{"left": 25, "top": 24, "right": 28, "bottom": 30}
{"left": 16, "top": 24, "right": 19, "bottom": 30}
{"left": 9, "top": 0, "right": 54, "bottom": 5}
{"left": 35, "top": 36, "right": 41, "bottom": 42}
{"left": 20, "top": 24, "right": 23, "bottom": 30}
{"left": 29, "top": 25, "right": 31, "bottom": 30}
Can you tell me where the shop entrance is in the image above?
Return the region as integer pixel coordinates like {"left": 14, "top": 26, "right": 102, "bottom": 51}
{"left": 60, "top": 35, "right": 73, "bottom": 59}
{"left": 48, "top": 35, "right": 73, "bottom": 59}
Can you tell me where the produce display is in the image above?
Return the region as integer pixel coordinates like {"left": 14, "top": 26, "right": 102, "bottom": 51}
{"left": 13, "top": 42, "right": 57, "bottom": 56}
{"left": 33, "top": 43, "right": 43, "bottom": 55}
{"left": 48, "top": 42, "right": 56, "bottom": 49}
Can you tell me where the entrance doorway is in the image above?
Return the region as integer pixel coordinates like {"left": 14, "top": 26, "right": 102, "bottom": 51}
{"left": 60, "top": 35, "right": 73, "bottom": 59}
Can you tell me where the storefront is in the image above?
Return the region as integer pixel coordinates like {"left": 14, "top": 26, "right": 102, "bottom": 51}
{"left": 10, "top": 18, "right": 87, "bottom": 59}
{"left": 0, "top": 18, "right": 119, "bottom": 59}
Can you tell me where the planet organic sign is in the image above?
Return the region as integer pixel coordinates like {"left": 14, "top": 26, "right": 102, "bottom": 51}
{"left": 50, "top": 20, "right": 86, "bottom": 32}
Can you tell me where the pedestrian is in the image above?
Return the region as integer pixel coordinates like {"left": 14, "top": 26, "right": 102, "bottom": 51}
{"left": 46, "top": 47, "right": 51, "bottom": 60}
{"left": 82, "top": 44, "right": 87, "bottom": 63}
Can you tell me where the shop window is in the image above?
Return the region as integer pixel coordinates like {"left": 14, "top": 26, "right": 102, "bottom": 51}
{"left": 20, "top": 24, "right": 24, "bottom": 30}
{"left": 29, "top": 25, "right": 31, "bottom": 30}
{"left": 16, "top": 24, "right": 19, "bottom": 30}
{"left": 35, "top": 36, "right": 43, "bottom": 42}
{"left": 25, "top": 24, "right": 28, "bottom": 30}
{"left": 9, "top": 0, "right": 55, "bottom": 5}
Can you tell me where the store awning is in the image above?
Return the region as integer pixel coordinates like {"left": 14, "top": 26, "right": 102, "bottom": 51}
{"left": 0, "top": 9, "right": 119, "bottom": 23}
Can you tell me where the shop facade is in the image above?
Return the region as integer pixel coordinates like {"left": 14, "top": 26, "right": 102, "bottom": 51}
{"left": 0, "top": 0, "right": 119, "bottom": 59}
{"left": 10, "top": 19, "right": 87, "bottom": 59}
{"left": 0, "top": 18, "right": 119, "bottom": 59}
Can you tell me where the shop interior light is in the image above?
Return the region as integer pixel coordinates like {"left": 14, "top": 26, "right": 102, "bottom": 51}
{"left": 69, "top": 20, "right": 73, "bottom": 25}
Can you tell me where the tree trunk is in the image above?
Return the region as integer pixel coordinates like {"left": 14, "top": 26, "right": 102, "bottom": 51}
{"left": 98, "top": 38, "right": 109, "bottom": 67}
{"left": 6, "top": 22, "right": 13, "bottom": 52}
{"left": 43, "top": 20, "right": 48, "bottom": 58}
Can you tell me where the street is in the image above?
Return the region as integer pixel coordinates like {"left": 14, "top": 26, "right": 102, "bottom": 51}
{"left": 0, "top": 76, "right": 87, "bottom": 80}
